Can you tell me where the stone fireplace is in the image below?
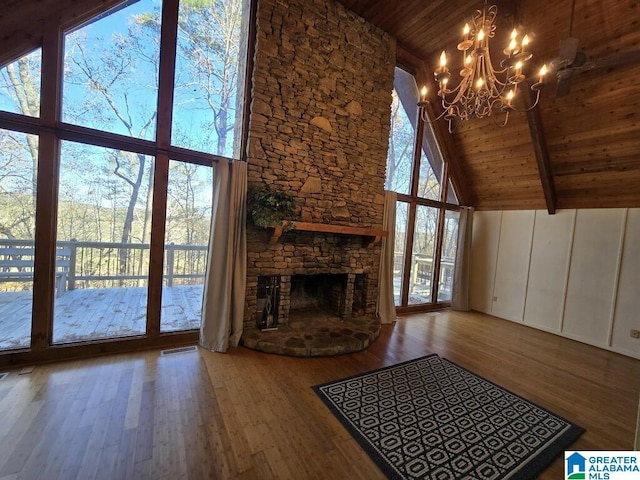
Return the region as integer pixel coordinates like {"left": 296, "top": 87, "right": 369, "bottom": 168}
{"left": 241, "top": 0, "right": 395, "bottom": 355}
{"left": 245, "top": 231, "right": 381, "bottom": 328}
{"left": 261, "top": 272, "right": 365, "bottom": 326}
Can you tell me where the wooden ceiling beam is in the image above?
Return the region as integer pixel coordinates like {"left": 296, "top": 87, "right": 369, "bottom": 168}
{"left": 523, "top": 88, "right": 557, "bottom": 214}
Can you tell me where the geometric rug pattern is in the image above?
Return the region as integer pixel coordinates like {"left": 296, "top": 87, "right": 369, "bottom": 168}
{"left": 313, "top": 354, "right": 584, "bottom": 480}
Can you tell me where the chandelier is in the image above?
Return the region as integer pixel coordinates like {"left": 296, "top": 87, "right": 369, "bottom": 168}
{"left": 418, "top": 2, "right": 548, "bottom": 131}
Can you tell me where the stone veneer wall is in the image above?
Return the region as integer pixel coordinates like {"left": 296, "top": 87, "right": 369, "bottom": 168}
{"left": 244, "top": 0, "right": 396, "bottom": 328}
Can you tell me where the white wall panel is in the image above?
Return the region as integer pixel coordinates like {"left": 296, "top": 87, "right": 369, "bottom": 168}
{"left": 491, "top": 211, "right": 535, "bottom": 322}
{"left": 470, "top": 211, "right": 501, "bottom": 313}
{"left": 563, "top": 209, "right": 626, "bottom": 345}
{"left": 523, "top": 210, "right": 575, "bottom": 332}
{"left": 611, "top": 208, "right": 640, "bottom": 356}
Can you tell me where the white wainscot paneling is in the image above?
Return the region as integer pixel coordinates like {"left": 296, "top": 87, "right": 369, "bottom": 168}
{"left": 491, "top": 211, "right": 535, "bottom": 322}
{"left": 523, "top": 210, "right": 575, "bottom": 332}
{"left": 611, "top": 208, "right": 640, "bottom": 356}
{"left": 563, "top": 209, "right": 626, "bottom": 345}
{"left": 470, "top": 211, "right": 502, "bottom": 313}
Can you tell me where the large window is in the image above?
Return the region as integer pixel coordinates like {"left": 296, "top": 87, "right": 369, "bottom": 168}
{"left": 53, "top": 142, "right": 155, "bottom": 343}
{"left": 386, "top": 67, "right": 460, "bottom": 310}
{"left": 161, "top": 160, "right": 213, "bottom": 332}
{"left": 63, "top": 0, "right": 161, "bottom": 139}
{"left": 0, "top": 0, "right": 250, "bottom": 355}
{"left": 0, "top": 49, "right": 42, "bottom": 117}
{"left": 173, "top": 0, "right": 244, "bottom": 157}
{"left": 0, "top": 129, "right": 38, "bottom": 349}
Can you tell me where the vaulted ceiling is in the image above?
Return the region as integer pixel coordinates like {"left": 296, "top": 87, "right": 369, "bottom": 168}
{"left": 335, "top": 0, "right": 640, "bottom": 211}
{"left": 2, "top": 0, "right": 639, "bottom": 211}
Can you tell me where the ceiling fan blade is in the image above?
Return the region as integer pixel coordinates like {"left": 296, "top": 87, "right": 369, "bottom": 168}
{"left": 588, "top": 49, "right": 640, "bottom": 70}
{"left": 555, "top": 70, "right": 573, "bottom": 97}
{"left": 549, "top": 37, "right": 580, "bottom": 73}
{"left": 558, "top": 37, "right": 579, "bottom": 64}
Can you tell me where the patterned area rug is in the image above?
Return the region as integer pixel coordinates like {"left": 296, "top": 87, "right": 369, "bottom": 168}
{"left": 313, "top": 354, "right": 583, "bottom": 480}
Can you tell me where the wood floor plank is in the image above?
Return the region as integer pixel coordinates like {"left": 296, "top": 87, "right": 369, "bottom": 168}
{"left": 0, "top": 311, "right": 638, "bottom": 479}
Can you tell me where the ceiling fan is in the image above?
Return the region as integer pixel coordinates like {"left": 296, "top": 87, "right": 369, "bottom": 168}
{"left": 548, "top": 37, "right": 640, "bottom": 97}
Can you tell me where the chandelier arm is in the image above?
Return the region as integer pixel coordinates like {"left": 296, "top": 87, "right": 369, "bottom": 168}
{"left": 492, "top": 111, "right": 510, "bottom": 128}
{"left": 418, "top": 103, "right": 450, "bottom": 124}
{"left": 502, "top": 88, "right": 542, "bottom": 113}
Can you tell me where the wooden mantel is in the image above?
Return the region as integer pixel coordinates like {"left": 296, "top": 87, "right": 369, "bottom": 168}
{"left": 268, "top": 221, "right": 388, "bottom": 247}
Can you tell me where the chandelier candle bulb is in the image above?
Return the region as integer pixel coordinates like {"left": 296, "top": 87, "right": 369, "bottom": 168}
{"left": 509, "top": 29, "right": 518, "bottom": 54}
{"left": 506, "top": 90, "right": 514, "bottom": 105}
{"left": 539, "top": 64, "right": 548, "bottom": 83}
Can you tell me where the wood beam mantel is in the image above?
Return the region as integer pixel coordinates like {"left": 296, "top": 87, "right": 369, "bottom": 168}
{"left": 524, "top": 88, "right": 557, "bottom": 214}
{"left": 268, "top": 221, "right": 387, "bottom": 247}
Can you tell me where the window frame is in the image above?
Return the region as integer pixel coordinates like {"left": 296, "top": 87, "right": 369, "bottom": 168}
{"left": 0, "top": 0, "right": 256, "bottom": 364}
{"left": 389, "top": 68, "right": 461, "bottom": 314}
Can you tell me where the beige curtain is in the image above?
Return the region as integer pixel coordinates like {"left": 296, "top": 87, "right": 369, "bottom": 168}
{"left": 452, "top": 206, "right": 474, "bottom": 311}
{"left": 377, "top": 190, "right": 397, "bottom": 324}
{"left": 200, "top": 160, "right": 247, "bottom": 352}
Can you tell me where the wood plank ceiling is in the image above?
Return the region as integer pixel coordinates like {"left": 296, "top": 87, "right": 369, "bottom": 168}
{"left": 2, "top": 0, "right": 639, "bottom": 211}
{"left": 336, "top": 0, "right": 640, "bottom": 211}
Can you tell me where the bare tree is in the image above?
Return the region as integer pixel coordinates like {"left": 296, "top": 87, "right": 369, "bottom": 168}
{"left": 138, "top": 0, "right": 243, "bottom": 156}
{"left": 64, "top": 23, "right": 159, "bottom": 278}
{"left": 1, "top": 0, "right": 244, "bottom": 286}
{"left": 0, "top": 51, "right": 41, "bottom": 238}
{"left": 386, "top": 90, "right": 415, "bottom": 193}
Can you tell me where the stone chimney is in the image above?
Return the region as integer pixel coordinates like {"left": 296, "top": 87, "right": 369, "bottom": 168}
{"left": 244, "top": 0, "right": 396, "bottom": 329}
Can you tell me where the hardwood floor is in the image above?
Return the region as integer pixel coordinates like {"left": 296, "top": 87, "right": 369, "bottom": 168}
{"left": 0, "top": 310, "right": 638, "bottom": 479}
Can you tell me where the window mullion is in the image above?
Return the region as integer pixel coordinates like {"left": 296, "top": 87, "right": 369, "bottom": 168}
{"left": 146, "top": 0, "right": 179, "bottom": 337}
{"left": 402, "top": 202, "right": 417, "bottom": 307}
{"left": 32, "top": 19, "right": 64, "bottom": 350}
{"left": 409, "top": 108, "right": 424, "bottom": 198}
{"left": 430, "top": 162, "right": 450, "bottom": 302}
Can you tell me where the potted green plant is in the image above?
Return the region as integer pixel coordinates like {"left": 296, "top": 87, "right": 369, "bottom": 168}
{"left": 247, "top": 184, "right": 298, "bottom": 228}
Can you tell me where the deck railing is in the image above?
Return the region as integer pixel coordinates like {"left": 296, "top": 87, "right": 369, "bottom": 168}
{"left": 393, "top": 252, "right": 456, "bottom": 296}
{"left": 0, "top": 238, "right": 208, "bottom": 290}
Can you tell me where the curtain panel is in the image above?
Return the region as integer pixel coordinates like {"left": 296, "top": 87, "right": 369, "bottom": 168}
{"left": 200, "top": 160, "right": 247, "bottom": 352}
{"left": 451, "top": 206, "right": 474, "bottom": 311}
{"left": 377, "top": 190, "right": 397, "bottom": 324}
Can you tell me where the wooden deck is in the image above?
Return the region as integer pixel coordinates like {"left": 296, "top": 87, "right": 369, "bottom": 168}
{"left": 0, "top": 285, "right": 203, "bottom": 350}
